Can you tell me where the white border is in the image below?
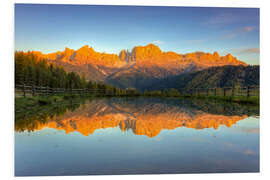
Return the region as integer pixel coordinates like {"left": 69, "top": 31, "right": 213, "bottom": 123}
{"left": 11, "top": 0, "right": 261, "bottom": 8}
{"left": 1, "top": 0, "right": 270, "bottom": 180}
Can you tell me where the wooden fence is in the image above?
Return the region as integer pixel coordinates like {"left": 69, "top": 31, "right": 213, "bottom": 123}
{"left": 15, "top": 84, "right": 117, "bottom": 97}
{"left": 178, "top": 86, "right": 259, "bottom": 97}
{"left": 15, "top": 84, "right": 259, "bottom": 98}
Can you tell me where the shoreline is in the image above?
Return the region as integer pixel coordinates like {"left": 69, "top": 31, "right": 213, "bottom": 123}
{"left": 15, "top": 94, "right": 259, "bottom": 112}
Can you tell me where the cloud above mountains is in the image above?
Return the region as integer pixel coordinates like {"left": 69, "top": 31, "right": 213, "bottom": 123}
{"left": 227, "top": 48, "right": 259, "bottom": 56}
{"left": 219, "top": 26, "right": 255, "bottom": 40}
{"left": 241, "top": 26, "right": 255, "bottom": 32}
{"left": 240, "top": 48, "right": 260, "bottom": 54}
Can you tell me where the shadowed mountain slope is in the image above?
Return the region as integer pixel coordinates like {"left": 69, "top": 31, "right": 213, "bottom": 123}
{"left": 147, "top": 65, "right": 259, "bottom": 91}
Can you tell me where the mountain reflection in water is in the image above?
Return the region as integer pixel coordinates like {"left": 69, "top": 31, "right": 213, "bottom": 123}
{"left": 15, "top": 98, "right": 259, "bottom": 138}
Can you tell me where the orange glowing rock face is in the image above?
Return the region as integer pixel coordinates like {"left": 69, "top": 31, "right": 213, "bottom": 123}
{"left": 30, "top": 102, "right": 247, "bottom": 138}
{"left": 130, "top": 44, "right": 247, "bottom": 68}
{"left": 32, "top": 45, "right": 127, "bottom": 68}
{"left": 35, "top": 114, "right": 127, "bottom": 136}
{"left": 31, "top": 43, "right": 247, "bottom": 70}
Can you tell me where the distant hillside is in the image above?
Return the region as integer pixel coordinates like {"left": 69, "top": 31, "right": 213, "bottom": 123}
{"left": 148, "top": 65, "right": 259, "bottom": 91}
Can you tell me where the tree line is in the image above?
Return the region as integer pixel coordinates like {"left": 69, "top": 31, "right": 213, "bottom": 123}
{"left": 15, "top": 51, "right": 130, "bottom": 95}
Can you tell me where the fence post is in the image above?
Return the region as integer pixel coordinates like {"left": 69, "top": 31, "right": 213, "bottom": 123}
{"left": 232, "top": 86, "right": 234, "bottom": 97}
{"left": 23, "top": 84, "right": 26, "bottom": 98}
{"left": 247, "top": 86, "right": 250, "bottom": 97}
{"left": 223, "top": 88, "right": 226, "bottom": 96}
{"left": 206, "top": 89, "right": 209, "bottom": 96}
{"left": 32, "top": 85, "right": 35, "bottom": 96}
{"left": 214, "top": 88, "right": 216, "bottom": 96}
{"left": 46, "top": 86, "right": 49, "bottom": 96}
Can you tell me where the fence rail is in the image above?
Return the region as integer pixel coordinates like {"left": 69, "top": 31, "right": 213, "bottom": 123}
{"left": 178, "top": 86, "right": 259, "bottom": 97}
{"left": 15, "top": 84, "right": 259, "bottom": 98}
{"left": 15, "top": 84, "right": 119, "bottom": 97}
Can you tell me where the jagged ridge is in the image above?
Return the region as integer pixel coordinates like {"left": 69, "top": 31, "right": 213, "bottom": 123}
{"left": 30, "top": 44, "right": 247, "bottom": 88}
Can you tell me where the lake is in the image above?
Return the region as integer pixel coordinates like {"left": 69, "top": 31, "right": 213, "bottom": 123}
{"left": 15, "top": 97, "right": 259, "bottom": 176}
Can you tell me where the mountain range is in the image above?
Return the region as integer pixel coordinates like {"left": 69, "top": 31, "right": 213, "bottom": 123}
{"left": 31, "top": 43, "right": 252, "bottom": 91}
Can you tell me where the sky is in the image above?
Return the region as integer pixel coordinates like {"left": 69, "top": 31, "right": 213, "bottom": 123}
{"left": 15, "top": 4, "right": 260, "bottom": 65}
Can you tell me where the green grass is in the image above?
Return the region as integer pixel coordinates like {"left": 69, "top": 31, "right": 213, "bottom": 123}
{"left": 15, "top": 92, "right": 259, "bottom": 113}
{"left": 15, "top": 96, "right": 63, "bottom": 111}
{"left": 15, "top": 93, "right": 116, "bottom": 111}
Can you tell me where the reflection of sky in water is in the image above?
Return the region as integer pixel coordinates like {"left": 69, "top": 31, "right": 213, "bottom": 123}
{"left": 15, "top": 98, "right": 259, "bottom": 176}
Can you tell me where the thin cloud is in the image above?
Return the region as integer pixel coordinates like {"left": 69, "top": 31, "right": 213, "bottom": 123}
{"left": 205, "top": 13, "right": 247, "bottom": 25}
{"left": 207, "top": 13, "right": 235, "bottom": 24}
{"left": 152, "top": 40, "right": 164, "bottom": 45}
{"left": 204, "top": 13, "right": 257, "bottom": 25}
{"left": 228, "top": 48, "right": 260, "bottom": 55}
{"left": 240, "top": 26, "right": 255, "bottom": 32}
{"left": 240, "top": 48, "right": 260, "bottom": 54}
{"left": 240, "top": 127, "right": 260, "bottom": 134}
{"left": 243, "top": 149, "right": 256, "bottom": 155}
{"left": 223, "top": 142, "right": 257, "bottom": 156}
{"left": 218, "top": 26, "right": 255, "bottom": 40}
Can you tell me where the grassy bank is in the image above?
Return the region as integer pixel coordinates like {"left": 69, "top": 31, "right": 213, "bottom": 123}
{"left": 15, "top": 94, "right": 84, "bottom": 111}
{"left": 15, "top": 93, "right": 259, "bottom": 112}
{"left": 15, "top": 93, "right": 140, "bottom": 111}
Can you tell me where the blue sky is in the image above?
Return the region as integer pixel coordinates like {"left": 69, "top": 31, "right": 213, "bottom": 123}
{"left": 15, "top": 4, "right": 259, "bottom": 65}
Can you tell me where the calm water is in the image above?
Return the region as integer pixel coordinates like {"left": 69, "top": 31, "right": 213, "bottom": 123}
{"left": 15, "top": 97, "right": 259, "bottom": 176}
